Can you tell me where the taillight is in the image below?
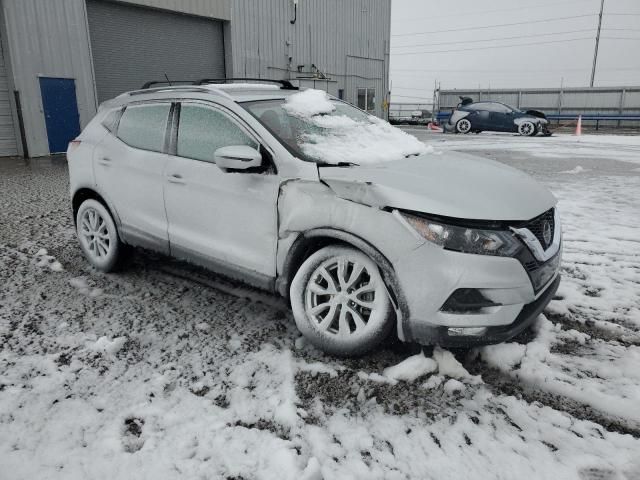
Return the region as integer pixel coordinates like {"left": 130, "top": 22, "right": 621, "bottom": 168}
{"left": 68, "top": 139, "right": 81, "bottom": 152}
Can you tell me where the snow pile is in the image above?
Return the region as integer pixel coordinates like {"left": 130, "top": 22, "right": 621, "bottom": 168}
{"left": 481, "top": 316, "right": 640, "bottom": 425}
{"left": 560, "top": 165, "right": 586, "bottom": 174}
{"left": 383, "top": 353, "right": 437, "bottom": 381}
{"left": 88, "top": 336, "right": 127, "bottom": 355}
{"left": 34, "top": 248, "right": 64, "bottom": 272}
{"left": 283, "top": 88, "right": 336, "bottom": 117}
{"left": 283, "top": 89, "right": 430, "bottom": 165}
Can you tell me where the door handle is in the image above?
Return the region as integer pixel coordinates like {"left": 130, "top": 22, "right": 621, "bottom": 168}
{"left": 167, "top": 173, "right": 186, "bottom": 184}
{"left": 97, "top": 156, "right": 111, "bottom": 166}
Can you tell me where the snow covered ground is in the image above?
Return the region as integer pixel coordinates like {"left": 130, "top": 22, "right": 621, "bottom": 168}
{"left": 1, "top": 133, "right": 639, "bottom": 479}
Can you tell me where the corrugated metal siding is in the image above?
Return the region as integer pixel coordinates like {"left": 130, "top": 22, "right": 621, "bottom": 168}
{"left": 1, "top": 0, "right": 97, "bottom": 157}
{"left": 0, "top": 0, "right": 389, "bottom": 156}
{"left": 87, "top": 0, "right": 225, "bottom": 102}
{"left": 120, "top": 0, "right": 231, "bottom": 20}
{"left": 229, "top": 0, "right": 391, "bottom": 118}
{"left": 0, "top": 36, "right": 18, "bottom": 156}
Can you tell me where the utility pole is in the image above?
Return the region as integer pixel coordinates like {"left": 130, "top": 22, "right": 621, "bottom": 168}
{"left": 590, "top": 0, "right": 605, "bottom": 87}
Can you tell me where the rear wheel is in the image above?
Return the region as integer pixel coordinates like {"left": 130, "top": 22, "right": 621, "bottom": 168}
{"left": 290, "top": 246, "right": 394, "bottom": 357}
{"left": 456, "top": 118, "right": 472, "bottom": 134}
{"left": 518, "top": 121, "right": 537, "bottom": 136}
{"left": 76, "top": 199, "right": 123, "bottom": 272}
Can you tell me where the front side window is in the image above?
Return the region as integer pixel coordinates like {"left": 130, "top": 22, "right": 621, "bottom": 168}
{"left": 117, "top": 103, "right": 171, "bottom": 152}
{"left": 177, "top": 104, "right": 258, "bottom": 163}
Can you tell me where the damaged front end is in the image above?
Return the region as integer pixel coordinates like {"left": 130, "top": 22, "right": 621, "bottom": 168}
{"left": 524, "top": 110, "right": 553, "bottom": 136}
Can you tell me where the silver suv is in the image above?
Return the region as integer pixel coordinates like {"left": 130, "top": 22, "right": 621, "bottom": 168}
{"left": 67, "top": 80, "right": 561, "bottom": 357}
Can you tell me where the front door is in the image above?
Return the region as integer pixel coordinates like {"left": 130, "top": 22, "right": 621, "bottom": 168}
{"left": 94, "top": 102, "right": 172, "bottom": 253}
{"left": 39, "top": 77, "right": 81, "bottom": 153}
{"left": 164, "top": 102, "right": 280, "bottom": 283}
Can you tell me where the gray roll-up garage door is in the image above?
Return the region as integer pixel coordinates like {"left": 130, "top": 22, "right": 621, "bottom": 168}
{"left": 86, "top": 0, "right": 226, "bottom": 103}
{"left": 0, "top": 39, "right": 18, "bottom": 157}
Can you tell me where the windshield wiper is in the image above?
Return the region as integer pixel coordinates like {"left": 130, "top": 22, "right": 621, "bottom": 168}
{"left": 316, "top": 161, "right": 359, "bottom": 167}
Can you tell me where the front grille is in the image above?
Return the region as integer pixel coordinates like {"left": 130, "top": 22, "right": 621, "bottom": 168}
{"left": 523, "top": 208, "right": 555, "bottom": 250}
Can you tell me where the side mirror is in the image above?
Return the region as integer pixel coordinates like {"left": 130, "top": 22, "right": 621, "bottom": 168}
{"left": 214, "top": 145, "right": 262, "bottom": 170}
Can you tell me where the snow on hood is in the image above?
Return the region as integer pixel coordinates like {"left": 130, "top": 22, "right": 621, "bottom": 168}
{"left": 283, "top": 89, "right": 429, "bottom": 165}
{"left": 320, "top": 151, "right": 557, "bottom": 220}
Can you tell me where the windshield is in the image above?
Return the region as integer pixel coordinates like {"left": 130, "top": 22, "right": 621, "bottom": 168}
{"left": 241, "top": 90, "right": 428, "bottom": 165}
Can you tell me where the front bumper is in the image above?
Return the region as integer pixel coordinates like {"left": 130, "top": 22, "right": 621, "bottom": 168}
{"left": 391, "top": 235, "right": 561, "bottom": 347}
{"left": 410, "top": 275, "right": 560, "bottom": 347}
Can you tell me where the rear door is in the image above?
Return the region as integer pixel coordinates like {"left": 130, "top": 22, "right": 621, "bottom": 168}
{"left": 163, "top": 101, "right": 280, "bottom": 283}
{"left": 94, "top": 102, "right": 172, "bottom": 253}
{"left": 467, "top": 103, "right": 490, "bottom": 130}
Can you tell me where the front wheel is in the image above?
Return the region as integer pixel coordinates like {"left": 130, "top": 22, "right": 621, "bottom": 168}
{"left": 290, "top": 246, "right": 394, "bottom": 357}
{"left": 76, "top": 199, "right": 123, "bottom": 272}
{"left": 518, "top": 121, "right": 537, "bottom": 136}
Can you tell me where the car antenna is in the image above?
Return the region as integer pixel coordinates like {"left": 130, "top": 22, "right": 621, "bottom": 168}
{"left": 164, "top": 73, "right": 172, "bottom": 86}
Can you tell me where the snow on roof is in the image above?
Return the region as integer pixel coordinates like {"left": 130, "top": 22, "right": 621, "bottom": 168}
{"left": 283, "top": 89, "right": 430, "bottom": 165}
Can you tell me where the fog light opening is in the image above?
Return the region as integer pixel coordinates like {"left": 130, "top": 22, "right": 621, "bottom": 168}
{"left": 440, "top": 288, "right": 501, "bottom": 314}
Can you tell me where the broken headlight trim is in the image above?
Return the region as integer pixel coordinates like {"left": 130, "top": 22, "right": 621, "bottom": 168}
{"left": 400, "top": 212, "right": 522, "bottom": 257}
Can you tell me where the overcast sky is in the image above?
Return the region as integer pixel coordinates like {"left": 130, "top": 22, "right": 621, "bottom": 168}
{"left": 390, "top": 0, "right": 640, "bottom": 104}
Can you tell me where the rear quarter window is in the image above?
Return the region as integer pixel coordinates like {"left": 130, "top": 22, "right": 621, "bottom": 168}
{"left": 101, "top": 108, "right": 123, "bottom": 133}
{"left": 117, "top": 103, "right": 171, "bottom": 152}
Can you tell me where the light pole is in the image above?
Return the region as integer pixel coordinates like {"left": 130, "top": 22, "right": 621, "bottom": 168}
{"left": 590, "top": 0, "right": 605, "bottom": 87}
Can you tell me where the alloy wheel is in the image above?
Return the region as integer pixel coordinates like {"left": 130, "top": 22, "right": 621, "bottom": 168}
{"left": 457, "top": 119, "right": 471, "bottom": 134}
{"left": 304, "top": 257, "right": 379, "bottom": 338}
{"left": 518, "top": 121, "right": 536, "bottom": 136}
{"left": 80, "top": 207, "right": 111, "bottom": 259}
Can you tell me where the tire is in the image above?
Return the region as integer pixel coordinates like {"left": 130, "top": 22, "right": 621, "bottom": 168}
{"left": 76, "top": 199, "right": 123, "bottom": 272}
{"left": 290, "top": 246, "right": 394, "bottom": 357}
{"left": 518, "top": 121, "right": 537, "bottom": 136}
{"left": 455, "top": 118, "right": 472, "bottom": 134}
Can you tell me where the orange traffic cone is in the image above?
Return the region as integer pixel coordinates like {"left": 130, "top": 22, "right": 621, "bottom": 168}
{"left": 428, "top": 122, "right": 443, "bottom": 133}
{"left": 575, "top": 115, "right": 582, "bottom": 136}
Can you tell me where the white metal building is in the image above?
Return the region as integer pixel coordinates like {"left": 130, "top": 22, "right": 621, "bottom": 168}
{"left": 0, "top": 0, "right": 391, "bottom": 157}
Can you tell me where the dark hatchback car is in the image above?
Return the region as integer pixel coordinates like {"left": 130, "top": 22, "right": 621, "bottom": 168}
{"left": 447, "top": 98, "right": 552, "bottom": 136}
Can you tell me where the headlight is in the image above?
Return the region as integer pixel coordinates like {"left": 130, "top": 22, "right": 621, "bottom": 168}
{"left": 400, "top": 212, "right": 522, "bottom": 257}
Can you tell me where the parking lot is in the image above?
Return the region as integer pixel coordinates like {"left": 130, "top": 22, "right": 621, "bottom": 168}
{"left": 1, "top": 132, "right": 639, "bottom": 479}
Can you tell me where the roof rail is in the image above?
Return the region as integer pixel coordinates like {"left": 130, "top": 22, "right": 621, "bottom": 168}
{"left": 197, "top": 78, "right": 298, "bottom": 90}
{"left": 141, "top": 78, "right": 299, "bottom": 90}
{"left": 140, "top": 80, "right": 200, "bottom": 89}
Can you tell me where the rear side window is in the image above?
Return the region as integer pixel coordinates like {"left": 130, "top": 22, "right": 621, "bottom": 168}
{"left": 177, "top": 104, "right": 258, "bottom": 163}
{"left": 117, "top": 103, "right": 171, "bottom": 152}
{"left": 472, "top": 102, "right": 511, "bottom": 113}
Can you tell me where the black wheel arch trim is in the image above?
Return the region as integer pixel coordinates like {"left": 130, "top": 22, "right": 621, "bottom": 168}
{"left": 277, "top": 228, "right": 412, "bottom": 340}
{"left": 71, "top": 187, "right": 124, "bottom": 240}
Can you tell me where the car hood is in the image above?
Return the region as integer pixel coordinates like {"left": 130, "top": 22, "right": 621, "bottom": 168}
{"left": 318, "top": 152, "right": 556, "bottom": 221}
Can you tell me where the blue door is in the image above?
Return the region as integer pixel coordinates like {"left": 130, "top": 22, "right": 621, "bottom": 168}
{"left": 39, "top": 77, "right": 81, "bottom": 154}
